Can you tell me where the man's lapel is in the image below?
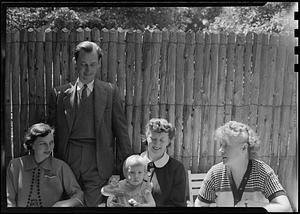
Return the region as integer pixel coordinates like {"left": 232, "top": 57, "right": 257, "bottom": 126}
{"left": 94, "top": 79, "right": 107, "bottom": 132}
{"left": 63, "top": 82, "right": 77, "bottom": 132}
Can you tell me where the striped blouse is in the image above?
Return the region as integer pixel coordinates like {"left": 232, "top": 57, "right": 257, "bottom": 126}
{"left": 197, "top": 159, "right": 286, "bottom": 207}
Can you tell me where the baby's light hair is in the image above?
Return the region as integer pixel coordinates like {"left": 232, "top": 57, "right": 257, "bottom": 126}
{"left": 214, "top": 121, "right": 260, "bottom": 159}
{"left": 122, "top": 155, "right": 147, "bottom": 179}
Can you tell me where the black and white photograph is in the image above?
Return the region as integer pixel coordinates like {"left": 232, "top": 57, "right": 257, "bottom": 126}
{"left": 1, "top": 2, "right": 298, "bottom": 212}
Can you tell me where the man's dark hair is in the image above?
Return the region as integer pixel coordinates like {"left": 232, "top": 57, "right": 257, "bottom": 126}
{"left": 74, "top": 41, "right": 103, "bottom": 62}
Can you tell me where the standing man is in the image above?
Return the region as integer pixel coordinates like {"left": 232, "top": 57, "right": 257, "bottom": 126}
{"left": 47, "top": 41, "right": 132, "bottom": 207}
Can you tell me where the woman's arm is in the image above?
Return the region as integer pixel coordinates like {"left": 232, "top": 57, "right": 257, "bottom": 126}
{"left": 264, "top": 195, "right": 292, "bottom": 212}
{"left": 58, "top": 162, "right": 84, "bottom": 207}
{"left": 6, "top": 161, "right": 17, "bottom": 207}
{"left": 52, "top": 198, "right": 83, "bottom": 207}
{"left": 194, "top": 197, "right": 211, "bottom": 207}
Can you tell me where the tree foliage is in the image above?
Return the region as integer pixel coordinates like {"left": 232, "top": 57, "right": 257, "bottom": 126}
{"left": 6, "top": 4, "right": 297, "bottom": 34}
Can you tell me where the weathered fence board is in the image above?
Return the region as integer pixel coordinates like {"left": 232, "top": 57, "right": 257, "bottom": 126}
{"left": 125, "top": 30, "right": 135, "bottom": 147}
{"left": 166, "top": 30, "right": 176, "bottom": 157}
{"left": 20, "top": 29, "right": 29, "bottom": 156}
{"left": 192, "top": 31, "right": 204, "bottom": 172}
{"left": 132, "top": 30, "right": 143, "bottom": 153}
{"left": 182, "top": 30, "right": 195, "bottom": 171}
{"left": 174, "top": 30, "right": 185, "bottom": 162}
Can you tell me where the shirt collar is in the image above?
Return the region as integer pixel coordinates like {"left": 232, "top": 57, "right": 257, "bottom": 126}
{"left": 140, "top": 151, "right": 169, "bottom": 168}
{"left": 76, "top": 78, "right": 94, "bottom": 92}
{"left": 23, "top": 154, "right": 53, "bottom": 171}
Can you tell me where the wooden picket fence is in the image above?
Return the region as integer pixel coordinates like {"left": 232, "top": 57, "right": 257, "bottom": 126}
{"left": 4, "top": 27, "right": 297, "bottom": 210}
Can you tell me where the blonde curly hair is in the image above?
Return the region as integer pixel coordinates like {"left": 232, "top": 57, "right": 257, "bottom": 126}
{"left": 214, "top": 121, "right": 260, "bottom": 159}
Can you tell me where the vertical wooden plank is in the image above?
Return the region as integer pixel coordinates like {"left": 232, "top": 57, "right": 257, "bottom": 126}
{"left": 224, "top": 32, "right": 235, "bottom": 123}
{"left": 45, "top": 28, "right": 53, "bottom": 121}
{"left": 159, "top": 28, "right": 169, "bottom": 119}
{"left": 52, "top": 29, "right": 60, "bottom": 87}
{"left": 19, "top": 29, "right": 28, "bottom": 156}
{"left": 208, "top": 33, "right": 219, "bottom": 167}
{"left": 242, "top": 32, "right": 253, "bottom": 126}
{"left": 5, "top": 32, "right": 12, "bottom": 161}
{"left": 35, "top": 29, "right": 45, "bottom": 122}
{"left": 277, "top": 35, "right": 295, "bottom": 187}
{"left": 84, "top": 27, "right": 91, "bottom": 41}
{"left": 166, "top": 31, "right": 177, "bottom": 157}
{"left": 116, "top": 28, "right": 126, "bottom": 100}
{"left": 132, "top": 30, "right": 143, "bottom": 153}
{"left": 141, "top": 30, "right": 152, "bottom": 131}
{"left": 215, "top": 32, "right": 227, "bottom": 164}
{"left": 91, "top": 28, "right": 101, "bottom": 80}
{"left": 249, "top": 33, "right": 262, "bottom": 132}
{"left": 100, "top": 28, "right": 109, "bottom": 82}
{"left": 76, "top": 27, "right": 84, "bottom": 45}
{"left": 125, "top": 30, "right": 135, "bottom": 148}
{"left": 182, "top": 30, "right": 195, "bottom": 171}
{"left": 28, "top": 29, "right": 36, "bottom": 126}
{"left": 198, "top": 32, "right": 211, "bottom": 172}
{"left": 285, "top": 39, "right": 297, "bottom": 210}
{"left": 149, "top": 29, "right": 161, "bottom": 119}
{"left": 61, "top": 28, "right": 69, "bottom": 85}
{"left": 75, "top": 28, "right": 84, "bottom": 82}
{"left": 232, "top": 33, "right": 245, "bottom": 122}
{"left": 256, "top": 34, "right": 269, "bottom": 163}
{"left": 262, "top": 34, "right": 278, "bottom": 166}
{"left": 108, "top": 29, "right": 117, "bottom": 84}
{"left": 192, "top": 31, "right": 205, "bottom": 172}
{"left": 12, "top": 30, "right": 21, "bottom": 158}
{"left": 69, "top": 29, "right": 76, "bottom": 82}
{"left": 174, "top": 30, "right": 185, "bottom": 162}
{"left": 270, "top": 35, "right": 287, "bottom": 173}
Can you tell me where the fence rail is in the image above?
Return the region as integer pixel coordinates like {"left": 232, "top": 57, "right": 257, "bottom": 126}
{"left": 4, "top": 27, "right": 297, "bottom": 210}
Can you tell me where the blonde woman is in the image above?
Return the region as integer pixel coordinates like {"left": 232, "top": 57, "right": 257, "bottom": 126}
{"left": 194, "top": 121, "right": 292, "bottom": 212}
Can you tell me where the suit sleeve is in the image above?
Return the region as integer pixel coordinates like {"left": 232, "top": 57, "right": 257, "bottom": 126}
{"left": 111, "top": 84, "right": 132, "bottom": 175}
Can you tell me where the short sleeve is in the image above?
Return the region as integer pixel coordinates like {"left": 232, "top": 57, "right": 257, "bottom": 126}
{"left": 264, "top": 168, "right": 286, "bottom": 201}
{"left": 197, "top": 167, "right": 216, "bottom": 203}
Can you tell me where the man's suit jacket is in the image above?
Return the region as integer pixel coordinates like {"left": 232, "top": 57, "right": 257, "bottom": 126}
{"left": 47, "top": 79, "right": 132, "bottom": 181}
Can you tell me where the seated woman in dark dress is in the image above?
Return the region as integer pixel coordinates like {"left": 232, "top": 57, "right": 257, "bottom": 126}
{"left": 140, "top": 118, "right": 186, "bottom": 207}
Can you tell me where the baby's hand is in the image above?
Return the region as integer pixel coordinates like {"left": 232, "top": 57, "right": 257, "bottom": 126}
{"left": 109, "top": 175, "right": 120, "bottom": 187}
{"left": 128, "top": 198, "right": 139, "bottom": 207}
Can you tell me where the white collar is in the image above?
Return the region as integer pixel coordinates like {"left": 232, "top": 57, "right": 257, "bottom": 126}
{"left": 76, "top": 78, "right": 94, "bottom": 92}
{"left": 140, "top": 151, "right": 169, "bottom": 168}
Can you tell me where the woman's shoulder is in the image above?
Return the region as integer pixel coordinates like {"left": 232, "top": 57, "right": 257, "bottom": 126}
{"left": 167, "top": 157, "right": 185, "bottom": 170}
{"left": 8, "top": 156, "right": 25, "bottom": 166}
{"left": 251, "top": 159, "right": 275, "bottom": 175}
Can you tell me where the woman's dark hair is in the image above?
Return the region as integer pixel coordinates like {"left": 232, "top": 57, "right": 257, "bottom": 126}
{"left": 23, "top": 123, "right": 54, "bottom": 152}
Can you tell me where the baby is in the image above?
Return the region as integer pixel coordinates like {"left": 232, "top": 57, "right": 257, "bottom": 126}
{"left": 101, "top": 155, "right": 156, "bottom": 207}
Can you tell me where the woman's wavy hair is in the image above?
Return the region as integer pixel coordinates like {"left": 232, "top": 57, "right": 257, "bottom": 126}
{"left": 214, "top": 121, "right": 260, "bottom": 159}
{"left": 23, "top": 123, "right": 54, "bottom": 152}
{"left": 145, "top": 118, "right": 176, "bottom": 141}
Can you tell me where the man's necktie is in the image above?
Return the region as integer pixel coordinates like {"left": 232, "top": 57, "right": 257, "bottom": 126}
{"left": 81, "top": 84, "right": 88, "bottom": 101}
